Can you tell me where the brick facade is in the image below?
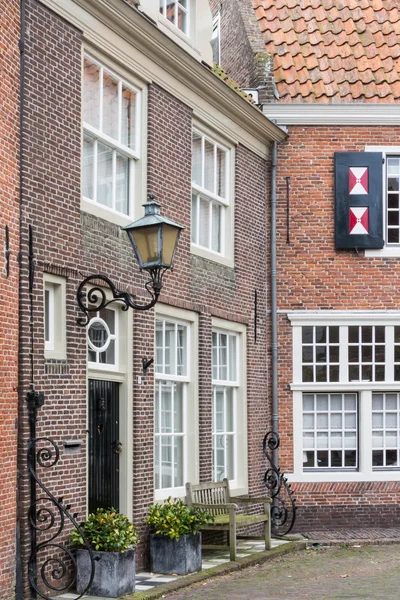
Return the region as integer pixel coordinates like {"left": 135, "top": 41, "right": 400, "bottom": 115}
{"left": 17, "top": 0, "right": 273, "bottom": 594}
{"left": 276, "top": 126, "right": 400, "bottom": 530}
{"left": 0, "top": 0, "right": 20, "bottom": 597}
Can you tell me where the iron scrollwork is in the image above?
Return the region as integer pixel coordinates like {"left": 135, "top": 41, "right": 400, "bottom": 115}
{"left": 76, "top": 272, "right": 165, "bottom": 327}
{"left": 27, "top": 393, "right": 95, "bottom": 599}
{"left": 263, "top": 431, "right": 297, "bottom": 536}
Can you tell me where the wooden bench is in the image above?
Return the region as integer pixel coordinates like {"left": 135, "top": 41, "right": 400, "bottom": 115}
{"left": 185, "top": 479, "right": 271, "bottom": 561}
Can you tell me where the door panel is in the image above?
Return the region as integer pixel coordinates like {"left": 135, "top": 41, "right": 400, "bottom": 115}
{"left": 88, "top": 379, "right": 120, "bottom": 513}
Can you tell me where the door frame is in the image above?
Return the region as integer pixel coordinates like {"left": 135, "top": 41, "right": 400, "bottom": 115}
{"left": 86, "top": 305, "right": 133, "bottom": 519}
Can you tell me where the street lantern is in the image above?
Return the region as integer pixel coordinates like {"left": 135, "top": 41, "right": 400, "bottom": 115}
{"left": 76, "top": 195, "right": 183, "bottom": 326}
{"left": 124, "top": 197, "right": 183, "bottom": 272}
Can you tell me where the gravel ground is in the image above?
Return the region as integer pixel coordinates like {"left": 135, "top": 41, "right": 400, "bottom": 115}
{"left": 160, "top": 544, "right": 400, "bottom": 599}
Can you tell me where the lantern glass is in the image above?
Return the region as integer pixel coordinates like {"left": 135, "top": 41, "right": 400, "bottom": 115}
{"left": 130, "top": 225, "right": 160, "bottom": 266}
{"left": 162, "top": 224, "right": 180, "bottom": 266}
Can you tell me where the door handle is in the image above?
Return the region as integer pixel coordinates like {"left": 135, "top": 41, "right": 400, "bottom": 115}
{"left": 112, "top": 440, "right": 123, "bottom": 455}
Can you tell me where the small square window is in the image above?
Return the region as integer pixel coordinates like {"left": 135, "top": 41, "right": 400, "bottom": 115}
{"left": 44, "top": 274, "right": 66, "bottom": 360}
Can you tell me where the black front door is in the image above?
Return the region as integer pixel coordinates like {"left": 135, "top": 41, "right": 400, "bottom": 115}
{"left": 88, "top": 379, "right": 120, "bottom": 513}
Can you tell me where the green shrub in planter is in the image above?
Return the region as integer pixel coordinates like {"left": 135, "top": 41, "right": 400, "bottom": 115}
{"left": 71, "top": 508, "right": 139, "bottom": 551}
{"left": 71, "top": 508, "right": 139, "bottom": 598}
{"left": 147, "top": 497, "right": 214, "bottom": 540}
{"left": 147, "top": 498, "right": 214, "bottom": 575}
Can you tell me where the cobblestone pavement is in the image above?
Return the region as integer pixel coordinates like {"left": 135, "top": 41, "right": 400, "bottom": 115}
{"left": 302, "top": 527, "right": 400, "bottom": 541}
{"left": 161, "top": 544, "right": 400, "bottom": 599}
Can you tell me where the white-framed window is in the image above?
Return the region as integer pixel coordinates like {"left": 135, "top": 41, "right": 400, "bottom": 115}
{"left": 154, "top": 308, "right": 198, "bottom": 499}
{"left": 212, "top": 319, "right": 247, "bottom": 495}
{"left": 82, "top": 55, "right": 141, "bottom": 219}
{"left": 44, "top": 274, "right": 66, "bottom": 360}
{"left": 159, "top": 0, "right": 189, "bottom": 35}
{"left": 211, "top": 14, "right": 220, "bottom": 64}
{"left": 191, "top": 128, "right": 233, "bottom": 264}
{"left": 365, "top": 146, "right": 400, "bottom": 257}
{"left": 87, "top": 307, "right": 119, "bottom": 370}
{"left": 290, "top": 312, "right": 400, "bottom": 483}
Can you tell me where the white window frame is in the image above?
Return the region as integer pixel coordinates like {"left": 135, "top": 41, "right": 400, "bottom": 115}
{"left": 212, "top": 318, "right": 247, "bottom": 496}
{"left": 365, "top": 145, "right": 400, "bottom": 257}
{"left": 159, "top": 0, "right": 190, "bottom": 36}
{"left": 87, "top": 306, "right": 119, "bottom": 373}
{"left": 191, "top": 124, "right": 234, "bottom": 267}
{"left": 81, "top": 52, "right": 144, "bottom": 227}
{"left": 289, "top": 311, "right": 400, "bottom": 483}
{"left": 154, "top": 305, "right": 199, "bottom": 500}
{"left": 44, "top": 274, "right": 66, "bottom": 360}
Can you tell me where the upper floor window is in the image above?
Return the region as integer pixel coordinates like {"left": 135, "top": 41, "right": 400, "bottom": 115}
{"left": 191, "top": 130, "right": 230, "bottom": 257}
{"left": 159, "top": 0, "right": 189, "bottom": 35}
{"left": 386, "top": 157, "right": 400, "bottom": 244}
{"left": 82, "top": 56, "right": 140, "bottom": 217}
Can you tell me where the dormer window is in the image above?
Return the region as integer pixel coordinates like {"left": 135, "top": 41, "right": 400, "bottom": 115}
{"left": 159, "top": 0, "right": 188, "bottom": 35}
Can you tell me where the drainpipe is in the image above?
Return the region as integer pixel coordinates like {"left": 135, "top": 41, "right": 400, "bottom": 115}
{"left": 270, "top": 141, "right": 279, "bottom": 467}
{"left": 16, "top": 1, "right": 25, "bottom": 599}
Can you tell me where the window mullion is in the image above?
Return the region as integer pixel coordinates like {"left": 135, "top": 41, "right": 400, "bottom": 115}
{"left": 201, "top": 136, "right": 205, "bottom": 189}
{"left": 117, "top": 80, "right": 122, "bottom": 144}
{"left": 213, "top": 144, "right": 217, "bottom": 195}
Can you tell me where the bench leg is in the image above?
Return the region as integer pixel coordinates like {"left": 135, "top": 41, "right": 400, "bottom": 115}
{"left": 264, "top": 504, "right": 271, "bottom": 551}
{"left": 229, "top": 512, "right": 236, "bottom": 561}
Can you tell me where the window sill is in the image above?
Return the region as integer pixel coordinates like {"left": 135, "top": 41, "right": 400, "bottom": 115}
{"left": 154, "top": 486, "right": 186, "bottom": 502}
{"left": 81, "top": 198, "right": 133, "bottom": 228}
{"left": 365, "top": 246, "right": 400, "bottom": 258}
{"left": 191, "top": 244, "right": 234, "bottom": 268}
{"left": 45, "top": 350, "right": 66, "bottom": 361}
{"left": 287, "top": 470, "right": 400, "bottom": 483}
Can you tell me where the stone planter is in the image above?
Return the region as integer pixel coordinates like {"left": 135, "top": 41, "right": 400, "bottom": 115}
{"left": 150, "top": 533, "right": 202, "bottom": 575}
{"left": 76, "top": 548, "right": 136, "bottom": 598}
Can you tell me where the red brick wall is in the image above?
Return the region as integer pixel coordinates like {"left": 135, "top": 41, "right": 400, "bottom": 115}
{"left": 276, "top": 126, "right": 400, "bottom": 529}
{"left": 0, "top": 0, "right": 20, "bottom": 597}
{"left": 19, "top": 3, "right": 271, "bottom": 592}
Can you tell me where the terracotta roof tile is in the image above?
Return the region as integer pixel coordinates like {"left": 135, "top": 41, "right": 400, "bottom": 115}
{"left": 252, "top": 0, "right": 400, "bottom": 102}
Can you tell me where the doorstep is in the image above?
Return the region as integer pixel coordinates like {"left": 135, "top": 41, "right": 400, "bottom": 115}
{"left": 59, "top": 537, "right": 305, "bottom": 600}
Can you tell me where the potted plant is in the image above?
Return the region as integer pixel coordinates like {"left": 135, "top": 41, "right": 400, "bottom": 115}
{"left": 147, "top": 497, "right": 213, "bottom": 575}
{"left": 71, "top": 508, "right": 139, "bottom": 598}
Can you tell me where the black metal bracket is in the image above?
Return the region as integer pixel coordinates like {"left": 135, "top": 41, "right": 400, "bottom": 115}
{"left": 76, "top": 273, "right": 164, "bottom": 327}
{"left": 142, "top": 357, "right": 154, "bottom": 374}
{"left": 4, "top": 225, "right": 11, "bottom": 278}
{"left": 27, "top": 392, "right": 95, "bottom": 599}
{"left": 263, "top": 431, "right": 296, "bottom": 536}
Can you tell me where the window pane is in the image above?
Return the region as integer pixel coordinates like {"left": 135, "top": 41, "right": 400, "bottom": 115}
{"left": 82, "top": 135, "right": 95, "bottom": 199}
{"left": 216, "top": 147, "right": 226, "bottom": 198}
{"left": 211, "top": 202, "right": 221, "bottom": 253}
{"left": 44, "top": 289, "right": 50, "bottom": 342}
{"left": 115, "top": 152, "right": 129, "bottom": 215}
{"left": 97, "top": 143, "right": 113, "bottom": 208}
{"left": 192, "top": 133, "right": 202, "bottom": 186}
{"left": 83, "top": 58, "right": 100, "bottom": 128}
{"left": 177, "top": 325, "right": 187, "bottom": 376}
{"left": 199, "top": 196, "right": 210, "bottom": 248}
{"left": 102, "top": 71, "right": 119, "bottom": 140}
{"left": 164, "top": 322, "right": 176, "bottom": 375}
{"left": 174, "top": 437, "right": 183, "bottom": 486}
{"left": 177, "top": 4, "right": 187, "bottom": 33}
{"left": 204, "top": 139, "right": 215, "bottom": 193}
{"left": 166, "top": 0, "right": 175, "bottom": 24}
{"left": 121, "top": 86, "right": 136, "bottom": 150}
{"left": 229, "top": 335, "right": 237, "bottom": 382}
{"left": 191, "top": 194, "right": 198, "bottom": 243}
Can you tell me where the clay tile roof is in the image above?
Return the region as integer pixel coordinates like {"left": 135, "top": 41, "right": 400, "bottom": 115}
{"left": 252, "top": 0, "right": 400, "bottom": 102}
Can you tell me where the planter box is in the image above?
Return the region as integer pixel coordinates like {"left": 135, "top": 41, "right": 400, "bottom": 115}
{"left": 76, "top": 548, "right": 136, "bottom": 598}
{"left": 150, "top": 533, "right": 202, "bottom": 575}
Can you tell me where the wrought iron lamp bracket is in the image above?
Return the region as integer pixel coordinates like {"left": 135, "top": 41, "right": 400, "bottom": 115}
{"left": 76, "top": 272, "right": 165, "bottom": 326}
{"left": 263, "top": 431, "right": 297, "bottom": 536}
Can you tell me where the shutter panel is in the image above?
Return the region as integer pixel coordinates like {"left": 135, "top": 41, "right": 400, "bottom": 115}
{"left": 335, "top": 152, "right": 383, "bottom": 249}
